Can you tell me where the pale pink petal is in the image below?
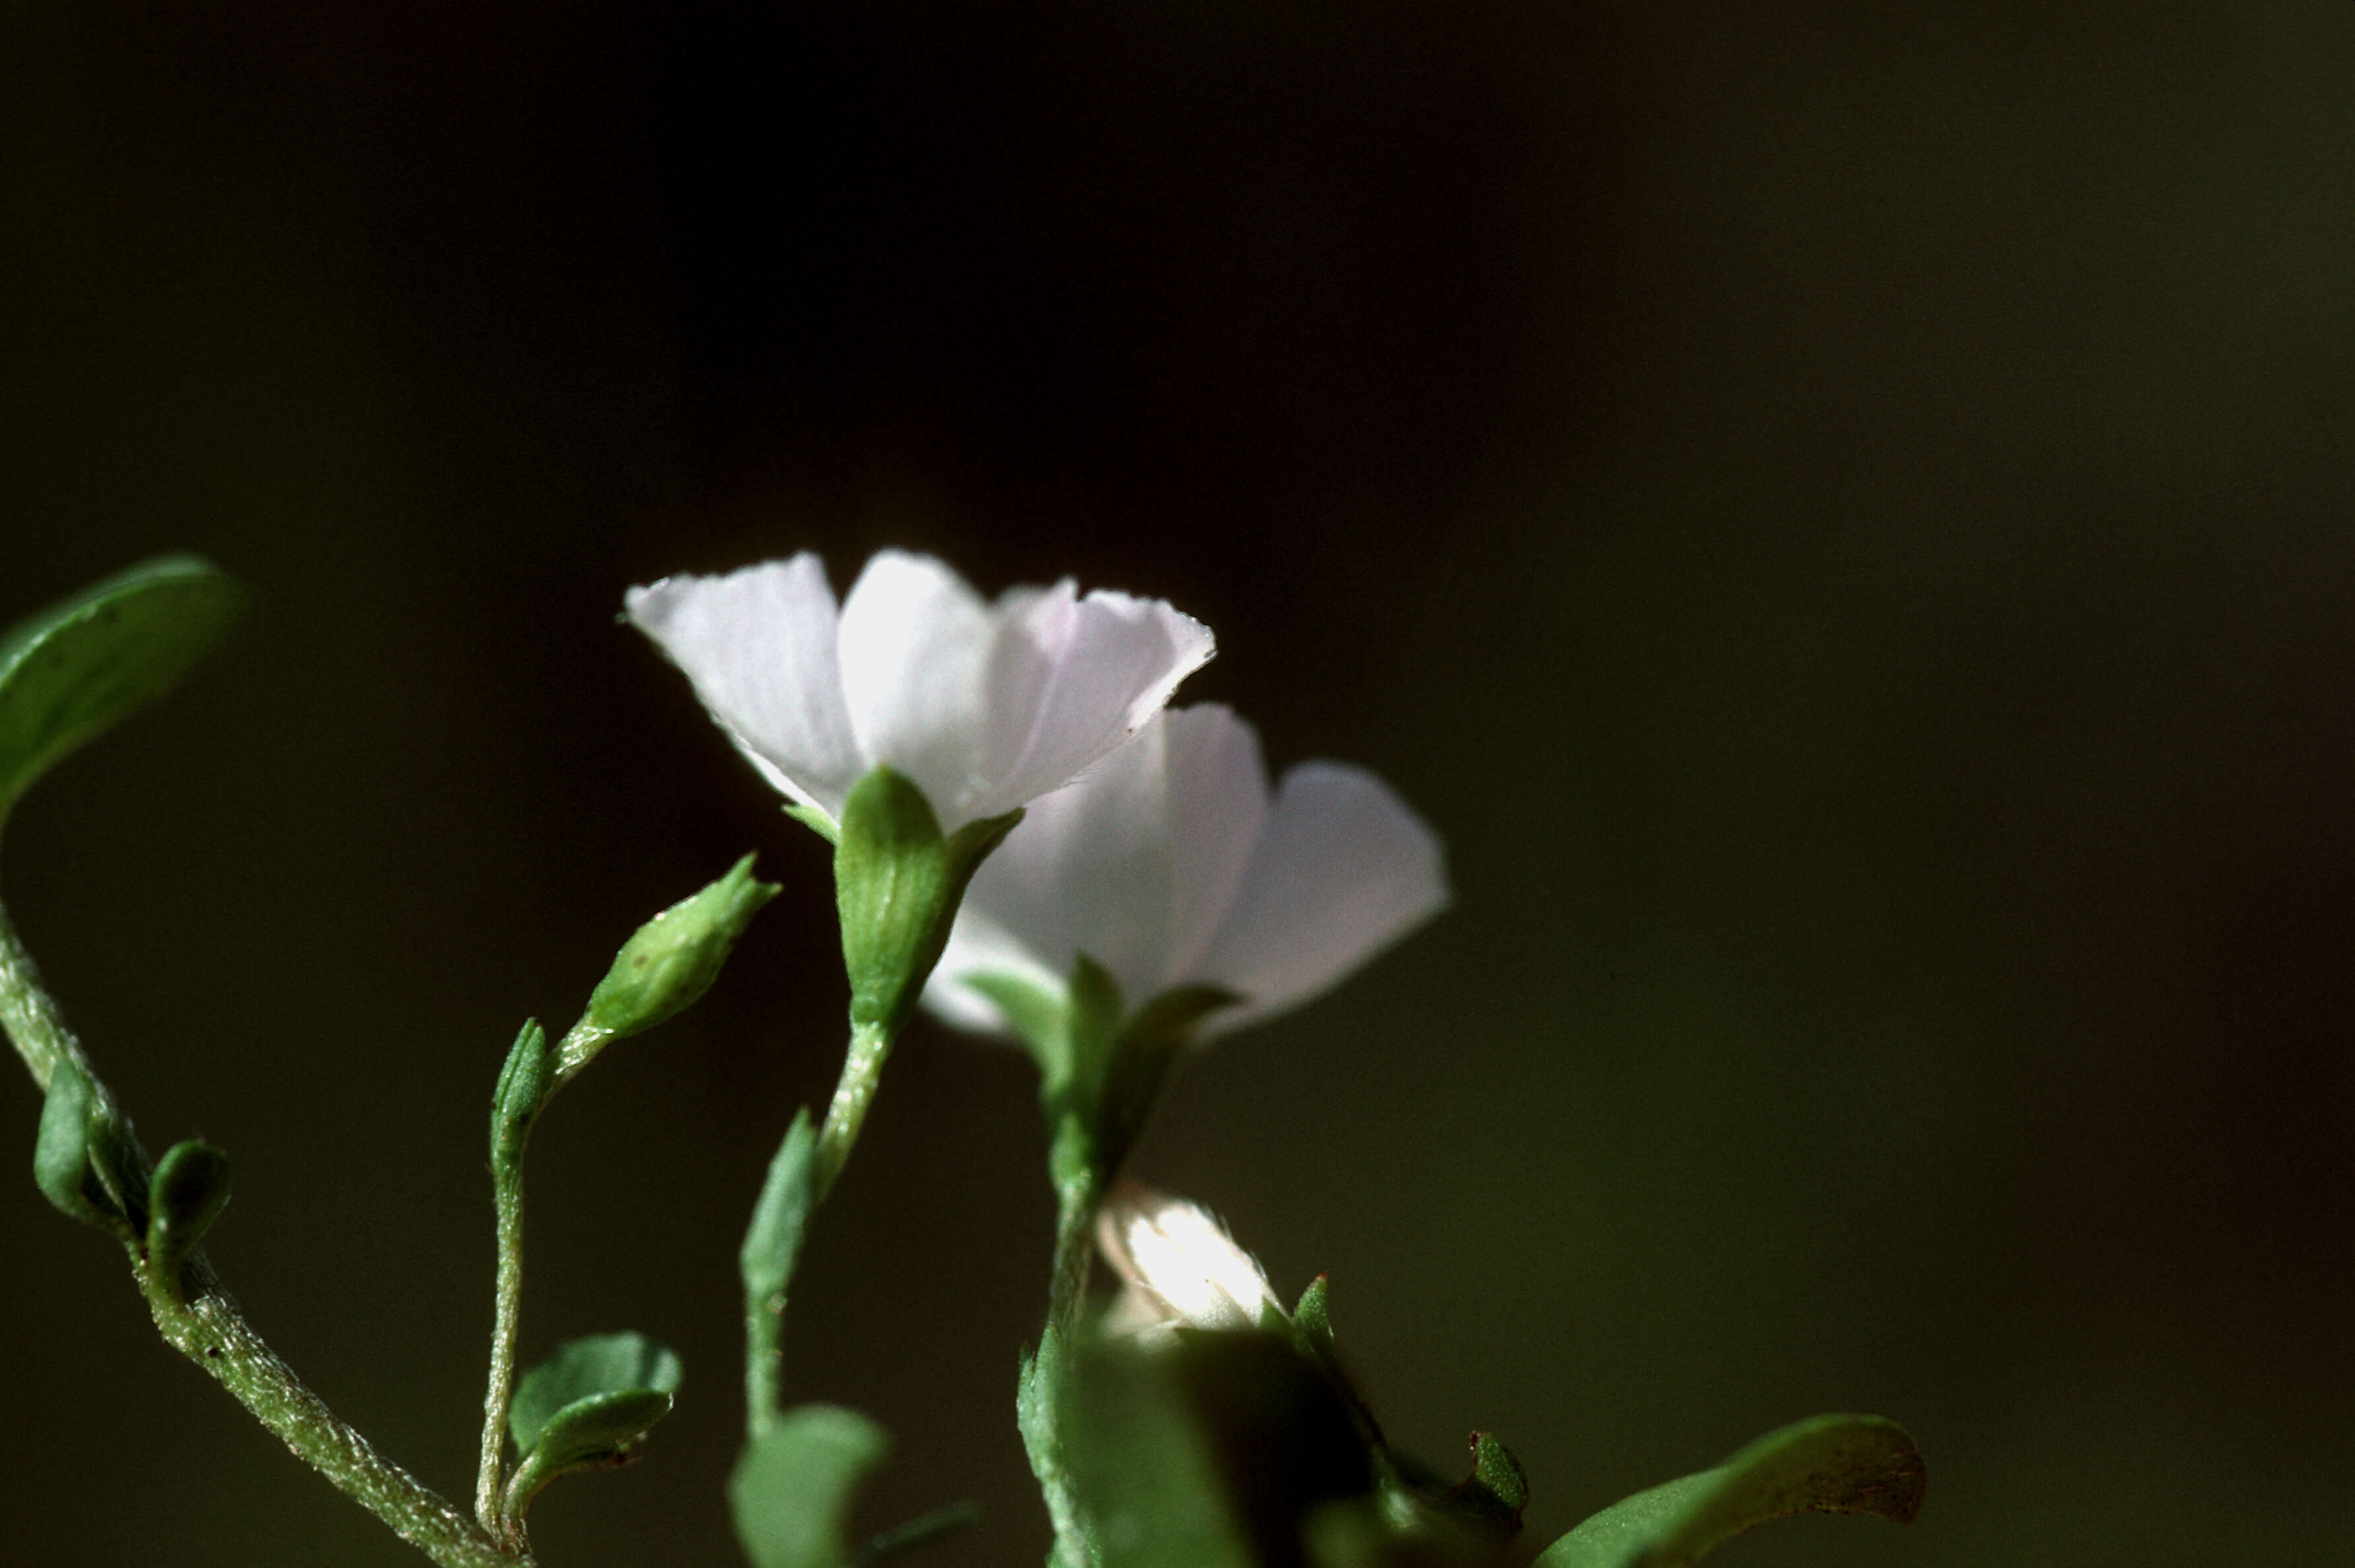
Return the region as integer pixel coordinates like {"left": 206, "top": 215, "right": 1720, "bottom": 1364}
{"left": 624, "top": 556, "right": 864, "bottom": 819}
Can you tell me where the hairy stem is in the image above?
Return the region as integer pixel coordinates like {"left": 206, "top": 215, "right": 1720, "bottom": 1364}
{"left": 813, "top": 1017, "right": 891, "bottom": 1202}
{"left": 1, "top": 902, "right": 522, "bottom": 1567}
{"left": 478, "top": 1160, "right": 528, "bottom": 1535}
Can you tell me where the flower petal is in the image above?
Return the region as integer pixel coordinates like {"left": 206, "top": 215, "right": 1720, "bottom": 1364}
{"left": 1194, "top": 761, "right": 1447, "bottom": 1035}
{"left": 1097, "top": 1181, "right": 1280, "bottom": 1334}
{"left": 928, "top": 712, "right": 1180, "bottom": 1015}
{"left": 1157, "top": 705, "right": 1272, "bottom": 986}
{"left": 834, "top": 551, "right": 1000, "bottom": 824}
{"left": 970, "top": 585, "right": 1215, "bottom": 820}
{"left": 624, "top": 557, "right": 865, "bottom": 819}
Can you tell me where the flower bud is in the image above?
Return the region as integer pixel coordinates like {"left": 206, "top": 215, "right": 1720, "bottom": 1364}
{"left": 1097, "top": 1180, "right": 1283, "bottom": 1339}
{"left": 582, "top": 854, "right": 778, "bottom": 1042}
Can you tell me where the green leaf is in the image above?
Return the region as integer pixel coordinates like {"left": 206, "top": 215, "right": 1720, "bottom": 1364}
{"left": 741, "top": 1108, "right": 818, "bottom": 1305}
{"left": 1533, "top": 1414, "right": 1926, "bottom": 1568}
{"left": 519, "top": 1387, "right": 675, "bottom": 1470}
{"left": 145, "top": 1139, "right": 231, "bottom": 1300}
{"left": 31, "top": 1065, "right": 146, "bottom": 1239}
{"left": 1441, "top": 1432, "right": 1528, "bottom": 1538}
{"left": 835, "top": 767, "right": 1020, "bottom": 1034}
{"left": 510, "top": 1331, "right": 683, "bottom": 1455}
{"left": 1067, "top": 1332, "right": 1380, "bottom": 1568}
{"left": 490, "top": 1019, "right": 549, "bottom": 1167}
{"left": 32, "top": 1067, "right": 115, "bottom": 1232}
{"left": 578, "top": 853, "right": 778, "bottom": 1047}
{"left": 730, "top": 1404, "right": 892, "bottom": 1568}
{"left": 0, "top": 554, "right": 244, "bottom": 822}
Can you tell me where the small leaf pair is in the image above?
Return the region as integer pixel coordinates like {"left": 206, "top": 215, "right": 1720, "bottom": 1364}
{"left": 502, "top": 1332, "right": 683, "bottom": 1522}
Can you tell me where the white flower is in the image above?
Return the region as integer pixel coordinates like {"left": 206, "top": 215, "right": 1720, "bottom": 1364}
{"left": 924, "top": 703, "right": 1447, "bottom": 1040}
{"left": 624, "top": 551, "right": 1214, "bottom": 832}
{"left": 1097, "top": 1180, "right": 1282, "bottom": 1339}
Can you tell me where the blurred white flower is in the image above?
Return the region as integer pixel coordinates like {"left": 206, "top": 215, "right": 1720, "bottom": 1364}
{"left": 1097, "top": 1180, "right": 1281, "bottom": 1338}
{"left": 625, "top": 551, "right": 1214, "bottom": 832}
{"left": 924, "top": 703, "right": 1447, "bottom": 1039}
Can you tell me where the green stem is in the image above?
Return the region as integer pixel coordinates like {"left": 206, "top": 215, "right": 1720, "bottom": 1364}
{"left": 478, "top": 1160, "right": 527, "bottom": 1536}
{"left": 813, "top": 1018, "right": 891, "bottom": 1201}
{"left": 1031, "top": 1115, "right": 1105, "bottom": 1568}
{"left": 743, "top": 1018, "right": 895, "bottom": 1441}
{"left": 0, "top": 903, "right": 520, "bottom": 1568}
{"left": 0, "top": 899, "right": 90, "bottom": 1093}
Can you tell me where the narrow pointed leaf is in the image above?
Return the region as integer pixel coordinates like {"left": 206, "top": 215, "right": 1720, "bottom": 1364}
{"left": 731, "top": 1403, "right": 892, "bottom": 1568}
{"left": 741, "top": 1108, "right": 818, "bottom": 1304}
{"left": 1533, "top": 1414, "right": 1925, "bottom": 1568}
{"left": 0, "top": 554, "right": 244, "bottom": 819}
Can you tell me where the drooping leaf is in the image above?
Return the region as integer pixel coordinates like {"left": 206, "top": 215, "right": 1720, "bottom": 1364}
{"left": 1533, "top": 1414, "right": 1925, "bottom": 1568}
{"left": 510, "top": 1331, "right": 683, "bottom": 1455}
{"left": 0, "top": 554, "right": 244, "bottom": 821}
{"left": 730, "top": 1403, "right": 892, "bottom": 1568}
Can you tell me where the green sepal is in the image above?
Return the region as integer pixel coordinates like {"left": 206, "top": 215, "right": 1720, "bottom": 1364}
{"left": 1293, "top": 1275, "right": 1336, "bottom": 1359}
{"left": 741, "top": 1108, "right": 818, "bottom": 1307}
{"left": 510, "top": 1331, "right": 683, "bottom": 1456}
{"left": 1442, "top": 1432, "right": 1528, "bottom": 1536}
{"left": 998, "top": 951, "right": 1239, "bottom": 1189}
{"left": 730, "top": 1402, "right": 892, "bottom": 1568}
{"left": 32, "top": 1066, "right": 147, "bottom": 1240}
{"left": 491, "top": 1019, "right": 550, "bottom": 1167}
{"left": 834, "top": 767, "right": 1021, "bottom": 1034}
{"left": 784, "top": 802, "right": 840, "bottom": 845}
{"left": 0, "top": 554, "right": 244, "bottom": 826}
{"left": 1532, "top": 1414, "right": 1926, "bottom": 1568}
{"left": 576, "top": 853, "right": 778, "bottom": 1050}
{"left": 145, "top": 1139, "right": 231, "bottom": 1301}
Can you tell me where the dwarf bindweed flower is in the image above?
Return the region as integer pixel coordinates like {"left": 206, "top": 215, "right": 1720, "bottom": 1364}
{"left": 624, "top": 551, "right": 1214, "bottom": 834}
{"left": 1097, "top": 1180, "right": 1283, "bottom": 1340}
{"left": 925, "top": 702, "right": 1447, "bottom": 1042}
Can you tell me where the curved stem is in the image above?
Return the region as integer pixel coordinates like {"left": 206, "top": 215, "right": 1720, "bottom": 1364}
{"left": 813, "top": 1018, "right": 891, "bottom": 1202}
{"left": 0, "top": 902, "right": 522, "bottom": 1568}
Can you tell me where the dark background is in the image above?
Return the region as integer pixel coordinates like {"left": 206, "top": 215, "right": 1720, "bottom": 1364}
{"left": 4, "top": 3, "right": 2351, "bottom": 1565}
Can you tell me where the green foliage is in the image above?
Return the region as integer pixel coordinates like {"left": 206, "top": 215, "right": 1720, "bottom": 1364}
{"left": 510, "top": 1332, "right": 684, "bottom": 1456}
{"left": 741, "top": 1108, "right": 819, "bottom": 1309}
{"left": 580, "top": 853, "right": 778, "bottom": 1044}
{"left": 32, "top": 1066, "right": 145, "bottom": 1240}
{"left": 834, "top": 766, "right": 1021, "bottom": 1034}
{"left": 1534, "top": 1414, "right": 1925, "bottom": 1568}
{"left": 0, "top": 553, "right": 243, "bottom": 824}
{"left": 1066, "top": 1330, "right": 1382, "bottom": 1568}
{"left": 145, "top": 1139, "right": 231, "bottom": 1300}
{"left": 490, "top": 1019, "right": 550, "bottom": 1167}
{"left": 730, "top": 1404, "right": 892, "bottom": 1568}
